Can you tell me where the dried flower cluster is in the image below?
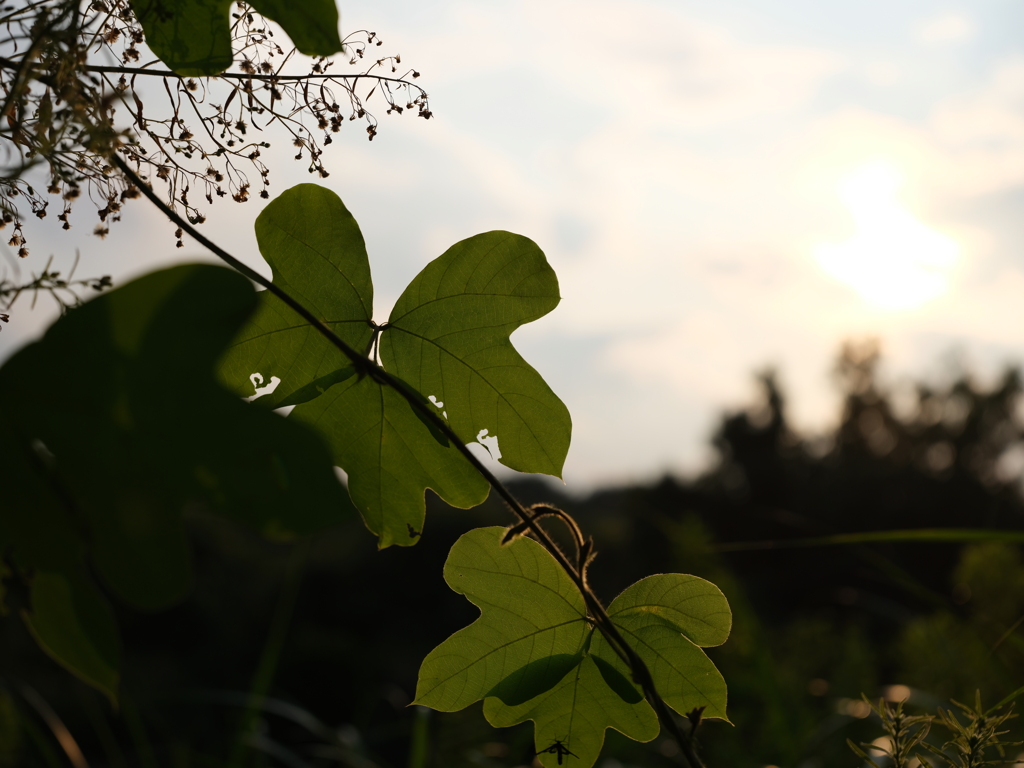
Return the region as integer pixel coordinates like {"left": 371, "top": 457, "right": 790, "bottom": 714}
{"left": 0, "top": 0, "right": 430, "bottom": 256}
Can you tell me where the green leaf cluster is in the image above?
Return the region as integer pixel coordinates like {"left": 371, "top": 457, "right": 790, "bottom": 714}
{"left": 414, "top": 527, "right": 732, "bottom": 768}
{"left": 0, "top": 264, "right": 352, "bottom": 701}
{"left": 219, "top": 184, "right": 571, "bottom": 547}
{"left": 129, "top": 0, "right": 343, "bottom": 76}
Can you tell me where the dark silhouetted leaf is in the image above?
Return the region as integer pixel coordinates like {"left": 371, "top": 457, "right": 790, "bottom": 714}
{"left": 0, "top": 263, "right": 352, "bottom": 697}
{"left": 130, "top": 0, "right": 342, "bottom": 76}
{"left": 21, "top": 570, "right": 120, "bottom": 704}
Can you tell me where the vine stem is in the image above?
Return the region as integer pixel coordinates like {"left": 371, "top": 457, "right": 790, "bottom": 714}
{"left": 110, "top": 153, "right": 705, "bottom": 768}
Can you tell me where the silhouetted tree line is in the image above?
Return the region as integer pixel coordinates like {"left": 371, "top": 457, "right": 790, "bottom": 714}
{"left": 4, "top": 341, "right": 1024, "bottom": 767}
{"left": 571, "top": 340, "right": 1024, "bottom": 624}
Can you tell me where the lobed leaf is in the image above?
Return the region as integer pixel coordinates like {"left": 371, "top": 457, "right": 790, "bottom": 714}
{"left": 484, "top": 653, "right": 659, "bottom": 768}
{"left": 414, "top": 527, "right": 588, "bottom": 710}
{"left": 606, "top": 574, "right": 732, "bottom": 648}
{"left": 415, "top": 528, "right": 731, "bottom": 767}
{"left": 219, "top": 184, "right": 374, "bottom": 409}
{"left": 607, "top": 575, "right": 731, "bottom": 721}
{"left": 221, "top": 185, "right": 570, "bottom": 546}
{"left": 382, "top": 231, "right": 572, "bottom": 477}
{"left": 291, "top": 376, "right": 489, "bottom": 548}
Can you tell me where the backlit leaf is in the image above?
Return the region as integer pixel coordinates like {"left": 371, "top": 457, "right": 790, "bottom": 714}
{"left": 606, "top": 575, "right": 732, "bottom": 722}
{"left": 248, "top": 0, "right": 342, "bottom": 56}
{"left": 130, "top": 0, "right": 232, "bottom": 76}
{"left": 221, "top": 185, "right": 568, "bottom": 546}
{"left": 382, "top": 231, "right": 572, "bottom": 477}
{"left": 414, "top": 527, "right": 588, "bottom": 711}
{"left": 291, "top": 375, "right": 488, "bottom": 548}
{"left": 483, "top": 652, "right": 658, "bottom": 768}
{"left": 219, "top": 184, "right": 373, "bottom": 409}
{"left": 414, "top": 527, "right": 731, "bottom": 767}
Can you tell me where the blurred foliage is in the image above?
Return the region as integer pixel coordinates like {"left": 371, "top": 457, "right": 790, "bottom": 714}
{"left": 4, "top": 340, "right": 1024, "bottom": 767}
{"left": 0, "top": 263, "right": 352, "bottom": 704}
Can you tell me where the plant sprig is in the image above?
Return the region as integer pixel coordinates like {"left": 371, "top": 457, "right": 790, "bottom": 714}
{"left": 0, "top": 251, "right": 111, "bottom": 323}
{"left": 848, "top": 698, "right": 932, "bottom": 768}
{"left": 850, "top": 693, "right": 1020, "bottom": 768}
{"left": 923, "top": 694, "right": 1019, "bottom": 768}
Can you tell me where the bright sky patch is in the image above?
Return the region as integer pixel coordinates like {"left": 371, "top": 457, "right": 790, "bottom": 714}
{"left": 815, "top": 163, "right": 959, "bottom": 310}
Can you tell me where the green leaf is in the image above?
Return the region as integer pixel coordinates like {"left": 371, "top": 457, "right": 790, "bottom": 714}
{"left": 0, "top": 264, "right": 353, "bottom": 696}
{"left": 130, "top": 0, "right": 233, "bottom": 76}
{"left": 381, "top": 231, "right": 572, "bottom": 477}
{"left": 415, "top": 528, "right": 730, "bottom": 767}
{"left": 0, "top": 421, "right": 82, "bottom": 573}
{"left": 222, "top": 185, "right": 491, "bottom": 547}
{"left": 484, "top": 654, "right": 659, "bottom": 768}
{"left": 248, "top": 0, "right": 342, "bottom": 57}
{"left": 607, "top": 574, "right": 732, "bottom": 648}
{"left": 414, "top": 528, "right": 589, "bottom": 711}
{"left": 130, "top": 0, "right": 342, "bottom": 77}
{"left": 412, "top": 527, "right": 656, "bottom": 768}
{"left": 291, "top": 375, "right": 489, "bottom": 548}
{"left": 606, "top": 574, "right": 732, "bottom": 721}
{"left": 221, "top": 185, "right": 570, "bottom": 543}
{"left": 21, "top": 570, "right": 120, "bottom": 705}
{"left": 220, "top": 184, "right": 374, "bottom": 409}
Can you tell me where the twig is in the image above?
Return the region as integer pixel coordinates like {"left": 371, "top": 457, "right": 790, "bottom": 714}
{"left": 79, "top": 63, "right": 424, "bottom": 88}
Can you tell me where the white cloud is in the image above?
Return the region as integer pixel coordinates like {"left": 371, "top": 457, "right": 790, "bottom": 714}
{"left": 915, "top": 11, "right": 976, "bottom": 45}
{"left": 928, "top": 56, "right": 1024, "bottom": 196}
{"left": 424, "top": 0, "right": 844, "bottom": 130}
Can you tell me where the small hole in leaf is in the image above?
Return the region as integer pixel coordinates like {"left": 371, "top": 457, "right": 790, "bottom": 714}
{"left": 246, "top": 372, "right": 281, "bottom": 402}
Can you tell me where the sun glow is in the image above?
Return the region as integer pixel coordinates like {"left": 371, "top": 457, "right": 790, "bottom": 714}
{"left": 814, "top": 163, "right": 958, "bottom": 310}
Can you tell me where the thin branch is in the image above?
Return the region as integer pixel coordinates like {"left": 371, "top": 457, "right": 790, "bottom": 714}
{"left": 0, "top": 56, "right": 426, "bottom": 91}
{"left": 82, "top": 63, "right": 424, "bottom": 88}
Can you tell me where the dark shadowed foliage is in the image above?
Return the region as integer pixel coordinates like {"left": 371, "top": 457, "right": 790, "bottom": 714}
{"left": 3, "top": 342, "right": 1024, "bottom": 767}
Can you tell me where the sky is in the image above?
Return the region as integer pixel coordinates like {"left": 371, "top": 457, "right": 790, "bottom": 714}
{"left": 3, "top": 0, "right": 1024, "bottom": 490}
